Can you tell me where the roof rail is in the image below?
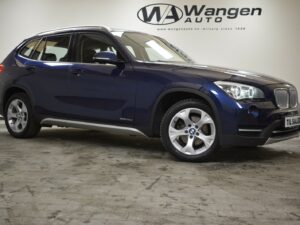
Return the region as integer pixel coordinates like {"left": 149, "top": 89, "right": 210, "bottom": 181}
{"left": 36, "top": 26, "right": 111, "bottom": 36}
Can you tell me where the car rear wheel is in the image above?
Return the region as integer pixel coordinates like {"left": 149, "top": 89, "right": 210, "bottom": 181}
{"left": 160, "top": 99, "right": 219, "bottom": 162}
{"left": 4, "top": 93, "right": 40, "bottom": 138}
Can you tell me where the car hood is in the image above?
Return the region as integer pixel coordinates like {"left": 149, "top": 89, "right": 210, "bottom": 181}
{"left": 147, "top": 62, "right": 288, "bottom": 87}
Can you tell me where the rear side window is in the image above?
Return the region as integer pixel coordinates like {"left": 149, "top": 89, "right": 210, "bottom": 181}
{"left": 31, "top": 38, "right": 46, "bottom": 60}
{"left": 40, "top": 35, "right": 71, "bottom": 62}
{"left": 19, "top": 39, "right": 40, "bottom": 58}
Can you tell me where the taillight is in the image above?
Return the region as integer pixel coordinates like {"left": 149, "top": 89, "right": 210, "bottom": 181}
{"left": 0, "top": 64, "right": 4, "bottom": 73}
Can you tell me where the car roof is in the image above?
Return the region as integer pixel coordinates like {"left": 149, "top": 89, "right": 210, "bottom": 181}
{"left": 36, "top": 26, "right": 127, "bottom": 36}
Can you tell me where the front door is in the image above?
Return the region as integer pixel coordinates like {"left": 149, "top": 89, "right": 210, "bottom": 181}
{"left": 67, "top": 32, "right": 136, "bottom": 125}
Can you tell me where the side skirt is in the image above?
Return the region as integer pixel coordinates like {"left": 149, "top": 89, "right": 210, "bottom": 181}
{"left": 40, "top": 118, "right": 146, "bottom": 136}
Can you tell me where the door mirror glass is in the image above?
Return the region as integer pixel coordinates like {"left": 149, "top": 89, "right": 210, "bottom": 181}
{"left": 93, "top": 51, "right": 122, "bottom": 65}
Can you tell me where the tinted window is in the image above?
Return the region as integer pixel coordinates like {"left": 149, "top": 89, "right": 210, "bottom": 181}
{"left": 112, "top": 32, "right": 193, "bottom": 63}
{"left": 19, "top": 39, "right": 40, "bottom": 58}
{"left": 76, "top": 33, "right": 119, "bottom": 63}
{"left": 31, "top": 38, "right": 46, "bottom": 60}
{"left": 41, "top": 35, "right": 71, "bottom": 62}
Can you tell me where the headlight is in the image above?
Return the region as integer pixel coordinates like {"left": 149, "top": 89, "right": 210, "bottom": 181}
{"left": 214, "top": 81, "right": 265, "bottom": 100}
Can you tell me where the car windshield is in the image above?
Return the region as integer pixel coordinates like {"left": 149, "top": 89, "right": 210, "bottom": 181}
{"left": 112, "top": 31, "right": 193, "bottom": 64}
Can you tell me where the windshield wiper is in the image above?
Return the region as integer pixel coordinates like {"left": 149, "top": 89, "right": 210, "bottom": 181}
{"left": 153, "top": 60, "right": 188, "bottom": 64}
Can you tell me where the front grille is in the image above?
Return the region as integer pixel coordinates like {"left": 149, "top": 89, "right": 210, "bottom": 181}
{"left": 290, "top": 89, "right": 298, "bottom": 108}
{"left": 274, "top": 89, "right": 289, "bottom": 109}
{"left": 274, "top": 88, "right": 298, "bottom": 109}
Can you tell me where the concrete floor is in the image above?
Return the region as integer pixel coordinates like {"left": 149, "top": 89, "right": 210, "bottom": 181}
{"left": 0, "top": 122, "right": 299, "bottom": 225}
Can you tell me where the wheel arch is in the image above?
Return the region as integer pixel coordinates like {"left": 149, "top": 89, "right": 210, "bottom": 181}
{"left": 150, "top": 88, "right": 221, "bottom": 137}
{"left": 2, "top": 85, "right": 34, "bottom": 113}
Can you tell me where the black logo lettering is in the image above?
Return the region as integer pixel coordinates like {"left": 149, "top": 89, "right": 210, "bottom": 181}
{"left": 137, "top": 4, "right": 262, "bottom": 25}
{"left": 184, "top": 5, "right": 206, "bottom": 16}
{"left": 137, "top": 4, "right": 183, "bottom": 25}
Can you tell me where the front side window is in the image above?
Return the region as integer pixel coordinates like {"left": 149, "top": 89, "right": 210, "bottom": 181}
{"left": 19, "top": 39, "right": 40, "bottom": 58}
{"left": 112, "top": 32, "right": 193, "bottom": 64}
{"left": 76, "top": 33, "right": 120, "bottom": 63}
{"left": 40, "top": 35, "right": 71, "bottom": 62}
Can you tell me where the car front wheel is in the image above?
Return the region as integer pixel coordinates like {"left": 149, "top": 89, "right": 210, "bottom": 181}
{"left": 160, "top": 99, "right": 219, "bottom": 162}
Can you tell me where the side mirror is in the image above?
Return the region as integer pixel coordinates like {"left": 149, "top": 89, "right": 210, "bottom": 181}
{"left": 92, "top": 51, "right": 123, "bottom": 65}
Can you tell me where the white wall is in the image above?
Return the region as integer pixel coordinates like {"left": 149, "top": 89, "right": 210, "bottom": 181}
{"left": 0, "top": 0, "right": 299, "bottom": 95}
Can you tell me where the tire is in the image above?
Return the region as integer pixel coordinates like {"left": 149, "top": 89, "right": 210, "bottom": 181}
{"left": 4, "top": 93, "right": 41, "bottom": 138}
{"left": 160, "top": 99, "right": 219, "bottom": 162}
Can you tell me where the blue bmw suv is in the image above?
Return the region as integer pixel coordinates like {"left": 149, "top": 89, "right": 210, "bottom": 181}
{"left": 0, "top": 26, "right": 299, "bottom": 161}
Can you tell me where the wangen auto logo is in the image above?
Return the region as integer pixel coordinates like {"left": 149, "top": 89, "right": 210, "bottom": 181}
{"left": 137, "top": 4, "right": 262, "bottom": 25}
{"left": 137, "top": 4, "right": 183, "bottom": 25}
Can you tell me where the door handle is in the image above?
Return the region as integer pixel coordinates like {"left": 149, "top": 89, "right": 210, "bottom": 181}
{"left": 25, "top": 65, "right": 36, "bottom": 72}
{"left": 70, "top": 68, "right": 83, "bottom": 77}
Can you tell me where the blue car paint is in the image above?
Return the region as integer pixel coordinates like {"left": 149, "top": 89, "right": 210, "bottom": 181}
{"left": 0, "top": 27, "right": 299, "bottom": 147}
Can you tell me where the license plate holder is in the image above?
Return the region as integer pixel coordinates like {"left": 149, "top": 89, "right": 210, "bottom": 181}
{"left": 285, "top": 116, "right": 300, "bottom": 128}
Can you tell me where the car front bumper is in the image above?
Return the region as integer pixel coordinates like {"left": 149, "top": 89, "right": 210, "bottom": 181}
{"left": 220, "top": 103, "right": 300, "bottom": 147}
{"left": 221, "top": 119, "right": 299, "bottom": 147}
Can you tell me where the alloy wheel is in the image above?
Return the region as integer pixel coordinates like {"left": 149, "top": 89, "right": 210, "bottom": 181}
{"left": 7, "top": 99, "right": 28, "bottom": 133}
{"left": 168, "top": 107, "right": 216, "bottom": 155}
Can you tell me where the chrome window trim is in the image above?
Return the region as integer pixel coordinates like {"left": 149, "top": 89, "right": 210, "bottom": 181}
{"left": 18, "top": 54, "right": 119, "bottom": 66}
{"left": 17, "top": 53, "right": 123, "bottom": 66}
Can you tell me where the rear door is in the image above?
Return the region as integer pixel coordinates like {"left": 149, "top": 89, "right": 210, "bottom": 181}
{"left": 67, "top": 32, "right": 136, "bottom": 125}
{"left": 18, "top": 33, "right": 73, "bottom": 117}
